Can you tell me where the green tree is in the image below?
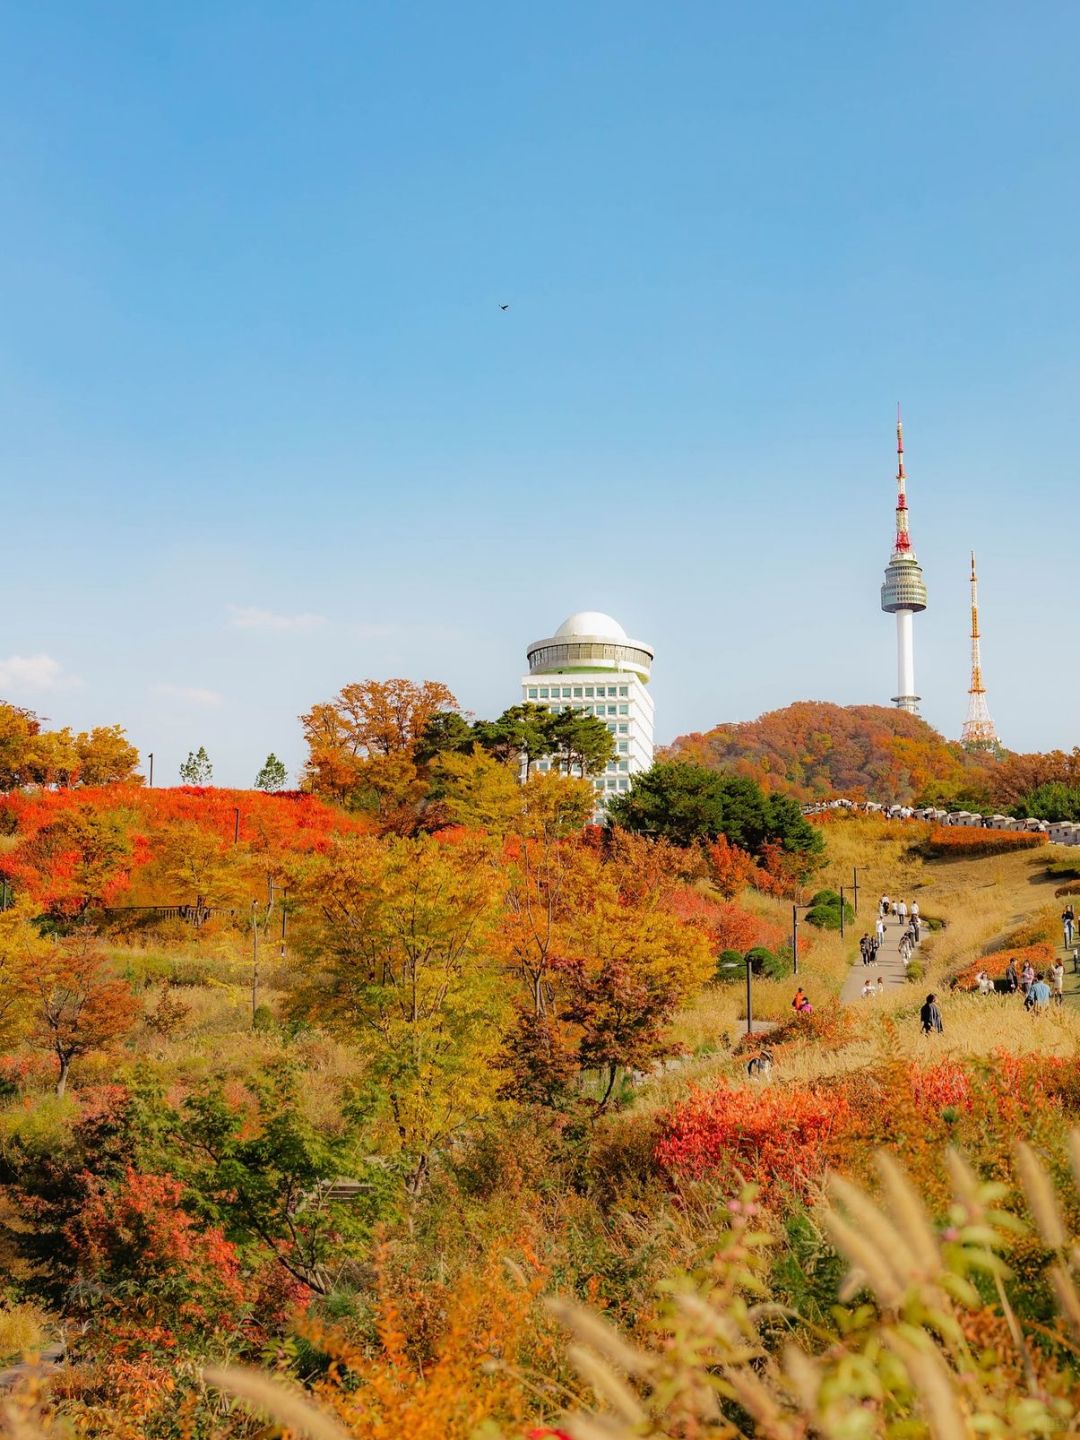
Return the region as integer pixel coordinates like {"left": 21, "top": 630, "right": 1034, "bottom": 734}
{"left": 1013, "top": 782, "right": 1080, "bottom": 823}
{"left": 254, "top": 752, "right": 288, "bottom": 791}
{"left": 414, "top": 711, "right": 476, "bottom": 766}
{"left": 179, "top": 746, "right": 213, "bottom": 785}
{"left": 606, "top": 760, "right": 823, "bottom": 859}
{"left": 473, "top": 704, "right": 556, "bottom": 777}
{"left": 548, "top": 710, "right": 617, "bottom": 778}
{"left": 131, "top": 1064, "right": 385, "bottom": 1294}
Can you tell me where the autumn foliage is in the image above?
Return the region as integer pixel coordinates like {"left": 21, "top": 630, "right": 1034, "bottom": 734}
{"left": 667, "top": 700, "right": 989, "bottom": 804}
{"left": 924, "top": 825, "right": 1047, "bottom": 858}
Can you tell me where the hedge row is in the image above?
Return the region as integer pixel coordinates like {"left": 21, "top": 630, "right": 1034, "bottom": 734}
{"left": 924, "top": 826, "right": 1047, "bottom": 858}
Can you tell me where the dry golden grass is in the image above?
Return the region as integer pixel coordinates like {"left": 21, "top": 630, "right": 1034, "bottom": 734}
{"left": 0, "top": 1303, "right": 51, "bottom": 1364}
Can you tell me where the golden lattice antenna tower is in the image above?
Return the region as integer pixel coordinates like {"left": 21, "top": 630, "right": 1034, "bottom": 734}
{"left": 960, "top": 551, "right": 999, "bottom": 749}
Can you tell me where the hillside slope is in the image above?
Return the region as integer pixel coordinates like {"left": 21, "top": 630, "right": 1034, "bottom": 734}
{"left": 666, "top": 700, "right": 990, "bottom": 804}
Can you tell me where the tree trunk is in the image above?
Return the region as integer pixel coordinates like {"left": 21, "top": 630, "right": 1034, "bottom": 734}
{"left": 597, "top": 1062, "right": 619, "bottom": 1113}
{"left": 55, "top": 1056, "right": 70, "bottom": 1098}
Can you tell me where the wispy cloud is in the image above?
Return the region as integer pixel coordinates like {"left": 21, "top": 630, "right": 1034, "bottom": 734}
{"left": 0, "top": 654, "right": 81, "bottom": 693}
{"left": 228, "top": 606, "right": 326, "bottom": 633}
{"left": 152, "top": 682, "right": 223, "bottom": 707}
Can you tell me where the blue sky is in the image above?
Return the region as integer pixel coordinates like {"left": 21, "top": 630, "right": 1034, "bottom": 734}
{"left": 3, "top": 1, "right": 1078, "bottom": 785}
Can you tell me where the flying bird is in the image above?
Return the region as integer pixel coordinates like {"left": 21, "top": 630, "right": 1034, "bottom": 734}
{"left": 499, "top": 303, "right": 510, "bottom": 310}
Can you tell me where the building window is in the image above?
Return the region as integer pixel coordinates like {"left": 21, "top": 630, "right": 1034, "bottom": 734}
{"left": 618, "top": 705, "right": 628, "bottom": 715}
{"left": 528, "top": 687, "right": 538, "bottom": 699}
{"left": 618, "top": 779, "right": 628, "bottom": 790}
{"left": 606, "top": 762, "right": 617, "bottom": 773}
{"left": 562, "top": 687, "right": 571, "bottom": 697}
{"left": 607, "top": 723, "right": 615, "bottom": 733}
{"left": 573, "top": 687, "right": 582, "bottom": 697}
{"left": 619, "top": 761, "right": 629, "bottom": 771}
{"left": 619, "top": 686, "right": 628, "bottom": 697}
{"left": 618, "top": 724, "right": 628, "bottom": 734}
{"left": 618, "top": 742, "right": 628, "bottom": 753}
{"left": 585, "top": 687, "right": 594, "bottom": 697}
{"left": 539, "top": 688, "right": 549, "bottom": 698}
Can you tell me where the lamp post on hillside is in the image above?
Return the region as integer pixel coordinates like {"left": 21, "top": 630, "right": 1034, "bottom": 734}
{"left": 745, "top": 953, "right": 754, "bottom": 1037}
{"left": 791, "top": 901, "right": 815, "bottom": 976}
{"left": 148, "top": 752, "right": 154, "bottom": 788}
{"left": 839, "top": 885, "right": 847, "bottom": 939}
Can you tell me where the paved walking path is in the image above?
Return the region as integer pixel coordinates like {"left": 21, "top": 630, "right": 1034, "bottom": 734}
{"left": 841, "top": 911, "right": 917, "bottom": 1004}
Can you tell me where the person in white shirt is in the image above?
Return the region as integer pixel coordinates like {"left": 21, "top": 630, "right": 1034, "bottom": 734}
{"left": 875, "top": 917, "right": 886, "bottom": 943}
{"left": 1051, "top": 960, "right": 1065, "bottom": 1004}
{"left": 898, "top": 900, "right": 908, "bottom": 925}
{"left": 976, "top": 970, "right": 992, "bottom": 995}
{"left": 861, "top": 978, "right": 875, "bottom": 998}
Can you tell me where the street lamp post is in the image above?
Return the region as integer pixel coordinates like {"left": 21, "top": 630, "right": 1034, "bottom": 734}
{"left": 148, "top": 752, "right": 154, "bottom": 788}
{"left": 839, "top": 884, "right": 846, "bottom": 939}
{"left": 745, "top": 953, "right": 754, "bottom": 1037}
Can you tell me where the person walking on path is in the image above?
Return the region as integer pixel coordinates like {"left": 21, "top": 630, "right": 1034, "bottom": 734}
{"left": 1005, "top": 959, "right": 1019, "bottom": 994}
{"left": 911, "top": 900, "right": 920, "bottom": 922}
{"left": 1026, "top": 973, "right": 1052, "bottom": 1012}
{"left": 1051, "top": 959, "right": 1065, "bottom": 1005}
{"left": 898, "top": 899, "right": 908, "bottom": 927}
{"left": 920, "top": 993, "right": 944, "bottom": 1034}
{"left": 912, "top": 914, "right": 922, "bottom": 943}
{"left": 876, "top": 916, "right": 886, "bottom": 945}
{"left": 1063, "top": 904, "right": 1076, "bottom": 949}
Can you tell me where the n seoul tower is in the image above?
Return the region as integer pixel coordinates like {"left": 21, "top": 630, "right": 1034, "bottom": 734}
{"left": 880, "top": 407, "right": 928, "bottom": 714}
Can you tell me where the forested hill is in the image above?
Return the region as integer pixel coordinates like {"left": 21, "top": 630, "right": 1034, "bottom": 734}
{"left": 665, "top": 701, "right": 985, "bottom": 804}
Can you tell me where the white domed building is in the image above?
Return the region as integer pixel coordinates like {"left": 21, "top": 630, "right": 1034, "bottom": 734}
{"left": 521, "top": 610, "right": 655, "bottom": 810}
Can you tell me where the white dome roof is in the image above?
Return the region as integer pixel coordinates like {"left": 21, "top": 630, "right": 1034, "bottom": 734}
{"left": 554, "top": 610, "right": 628, "bottom": 641}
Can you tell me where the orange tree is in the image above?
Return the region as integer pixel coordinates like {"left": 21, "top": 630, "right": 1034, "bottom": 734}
{"left": 300, "top": 678, "right": 459, "bottom": 805}
{"left": 18, "top": 932, "right": 139, "bottom": 1094}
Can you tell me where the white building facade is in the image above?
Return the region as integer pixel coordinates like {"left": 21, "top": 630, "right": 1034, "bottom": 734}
{"left": 521, "top": 610, "right": 654, "bottom": 812}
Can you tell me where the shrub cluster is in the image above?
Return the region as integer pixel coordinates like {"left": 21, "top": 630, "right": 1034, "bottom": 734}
{"left": 924, "top": 825, "right": 1047, "bottom": 858}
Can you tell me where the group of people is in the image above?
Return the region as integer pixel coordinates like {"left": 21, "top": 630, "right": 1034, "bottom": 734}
{"left": 972, "top": 956, "right": 1066, "bottom": 1008}
{"left": 856, "top": 893, "right": 923, "bottom": 989}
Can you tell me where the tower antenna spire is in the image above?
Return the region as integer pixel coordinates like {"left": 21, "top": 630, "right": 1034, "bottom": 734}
{"left": 894, "top": 402, "right": 911, "bottom": 553}
{"left": 961, "top": 549, "right": 999, "bottom": 750}
{"left": 880, "top": 405, "right": 927, "bottom": 714}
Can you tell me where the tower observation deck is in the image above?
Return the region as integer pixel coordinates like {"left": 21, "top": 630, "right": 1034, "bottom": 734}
{"left": 880, "top": 409, "right": 928, "bottom": 714}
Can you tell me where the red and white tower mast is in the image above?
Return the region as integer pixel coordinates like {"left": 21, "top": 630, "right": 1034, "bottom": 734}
{"left": 960, "top": 551, "right": 999, "bottom": 749}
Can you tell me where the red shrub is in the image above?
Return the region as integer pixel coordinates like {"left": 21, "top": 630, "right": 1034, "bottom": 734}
{"left": 655, "top": 1081, "right": 852, "bottom": 1196}
{"left": 925, "top": 826, "right": 1047, "bottom": 858}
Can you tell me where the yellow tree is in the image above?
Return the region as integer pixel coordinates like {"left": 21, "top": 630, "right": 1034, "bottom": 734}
{"left": 0, "top": 703, "right": 40, "bottom": 790}
{"left": 25, "top": 728, "right": 81, "bottom": 787}
{"left": 74, "top": 725, "right": 142, "bottom": 786}
{"left": 149, "top": 820, "right": 255, "bottom": 910}
{"left": 428, "top": 747, "right": 523, "bottom": 833}
{"left": 292, "top": 832, "right": 504, "bottom": 1192}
